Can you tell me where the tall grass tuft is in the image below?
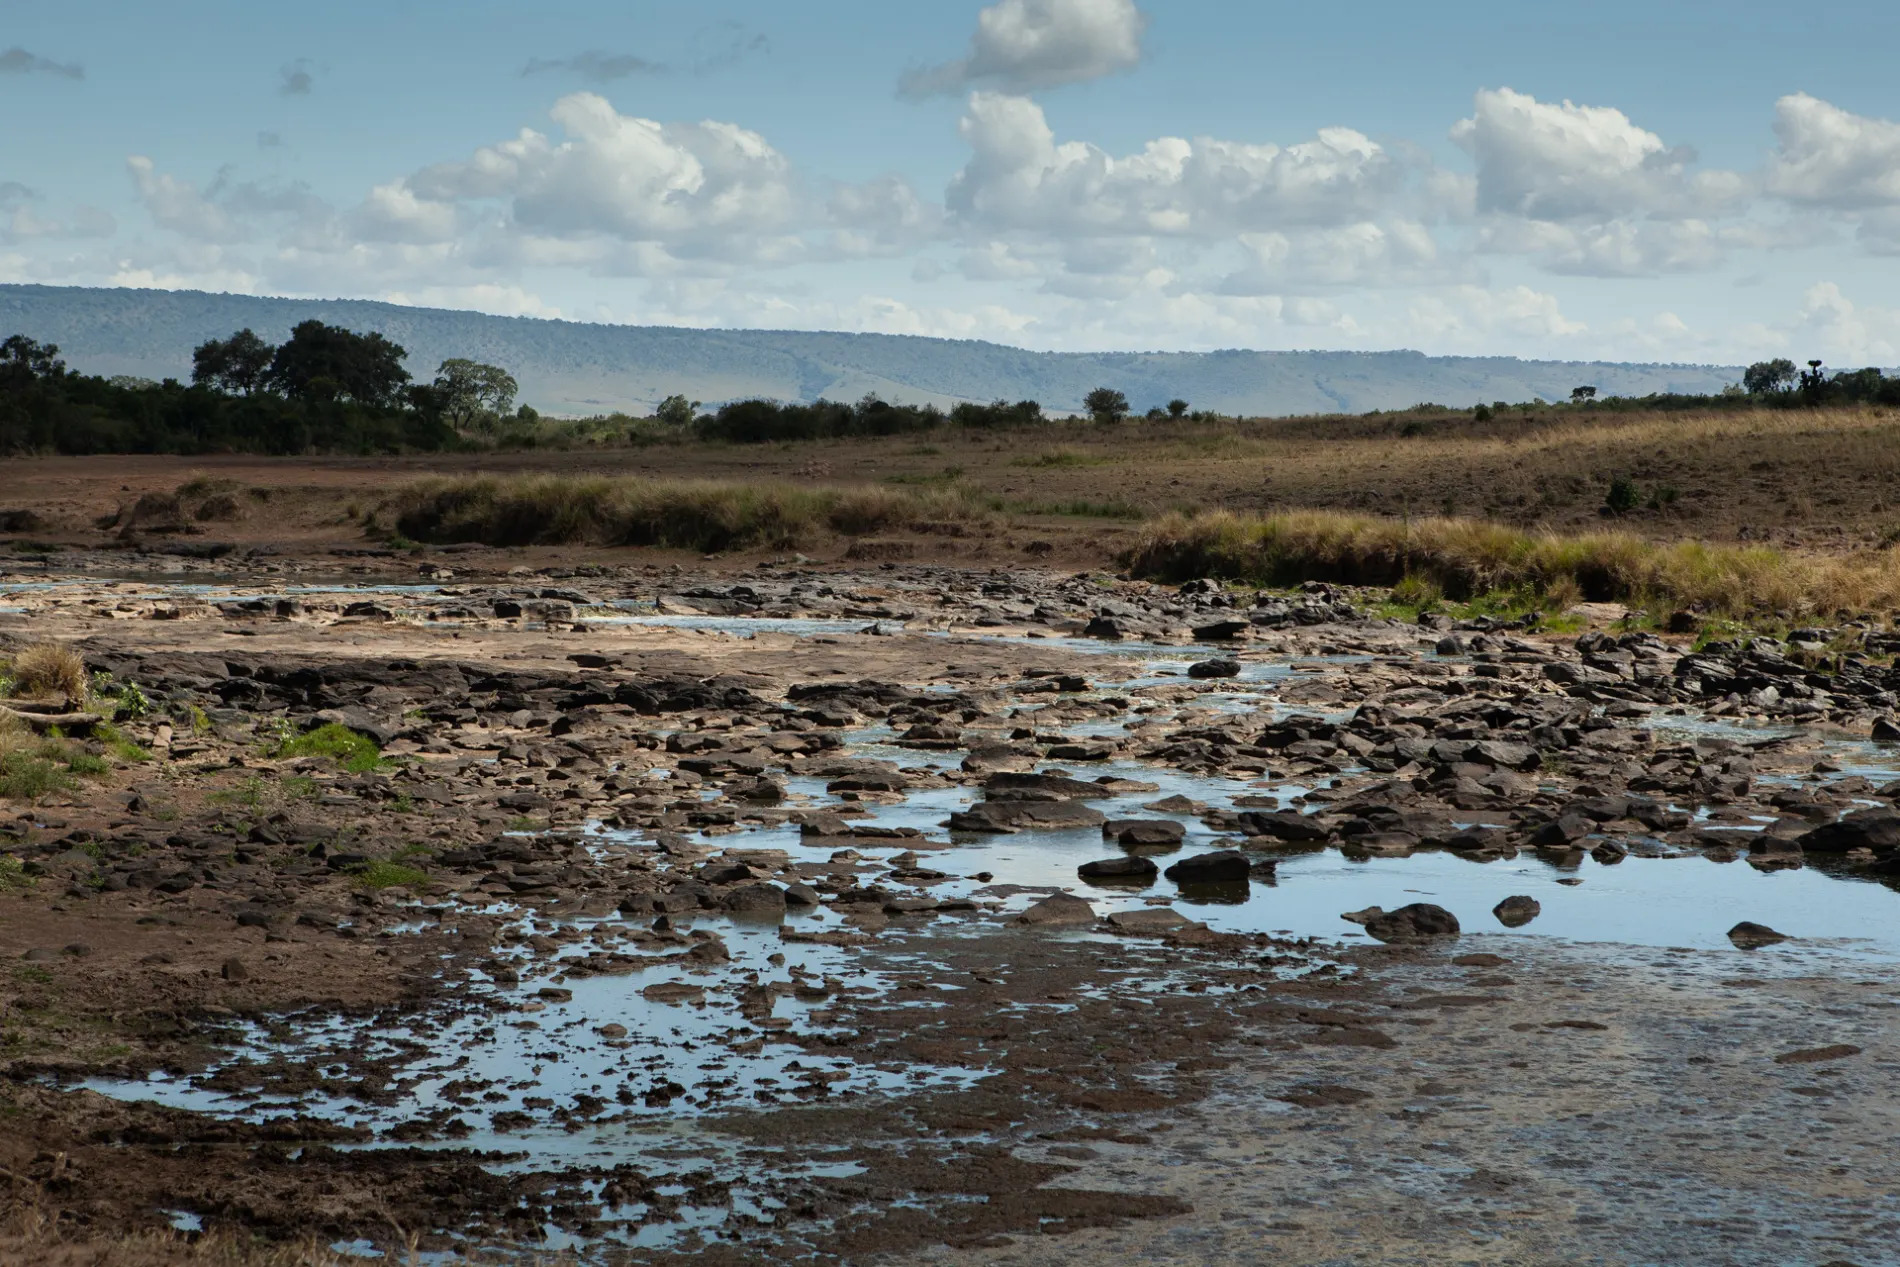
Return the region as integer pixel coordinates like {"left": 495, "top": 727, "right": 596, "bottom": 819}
{"left": 391, "top": 476, "right": 993, "bottom": 552}
{"left": 1127, "top": 509, "right": 1900, "bottom": 619}
{"left": 7, "top": 642, "right": 87, "bottom": 702}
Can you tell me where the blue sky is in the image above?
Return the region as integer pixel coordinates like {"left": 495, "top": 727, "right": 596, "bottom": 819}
{"left": 6, "top": 0, "right": 1900, "bottom": 363}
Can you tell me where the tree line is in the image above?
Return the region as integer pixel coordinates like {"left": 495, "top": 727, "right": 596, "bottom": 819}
{"left": 6, "top": 319, "right": 1900, "bottom": 456}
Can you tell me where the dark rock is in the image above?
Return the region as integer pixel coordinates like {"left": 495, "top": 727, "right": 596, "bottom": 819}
{"left": 1078, "top": 856, "right": 1159, "bottom": 881}
{"left": 1796, "top": 810, "right": 1900, "bottom": 853}
{"left": 1351, "top": 903, "right": 1460, "bottom": 941}
{"left": 1163, "top": 850, "right": 1250, "bottom": 883}
{"left": 1238, "top": 810, "right": 1329, "bottom": 842}
{"left": 1493, "top": 895, "right": 1541, "bottom": 928}
{"left": 950, "top": 799, "right": 1106, "bottom": 833}
{"left": 722, "top": 884, "right": 787, "bottom": 914}
{"left": 1106, "top": 819, "right": 1187, "bottom": 848}
{"left": 1187, "top": 659, "right": 1242, "bottom": 679}
{"left": 1107, "top": 907, "right": 1196, "bottom": 933}
{"left": 1191, "top": 620, "right": 1251, "bottom": 642}
{"left": 1728, "top": 921, "right": 1790, "bottom": 949}
{"left": 984, "top": 771, "right": 1111, "bottom": 800}
{"left": 1873, "top": 717, "right": 1900, "bottom": 743}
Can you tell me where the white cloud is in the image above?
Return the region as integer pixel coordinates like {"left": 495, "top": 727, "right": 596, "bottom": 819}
{"left": 901, "top": 0, "right": 1144, "bottom": 97}
{"left": 407, "top": 93, "right": 796, "bottom": 252}
{"left": 126, "top": 156, "right": 239, "bottom": 243}
{"left": 1792, "top": 281, "right": 1900, "bottom": 364}
{"left": 1451, "top": 87, "right": 1742, "bottom": 222}
{"left": 1220, "top": 220, "right": 1447, "bottom": 292}
{"left": 827, "top": 175, "right": 939, "bottom": 255}
{"left": 1405, "top": 285, "right": 1586, "bottom": 348}
{"left": 947, "top": 93, "right": 1407, "bottom": 238}
{"left": 1767, "top": 93, "right": 1900, "bottom": 210}
{"left": 352, "top": 182, "right": 459, "bottom": 245}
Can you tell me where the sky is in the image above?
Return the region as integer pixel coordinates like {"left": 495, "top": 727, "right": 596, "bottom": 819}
{"left": 6, "top": 0, "right": 1900, "bottom": 364}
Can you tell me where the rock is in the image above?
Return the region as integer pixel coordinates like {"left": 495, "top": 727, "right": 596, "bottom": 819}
{"left": 1873, "top": 717, "right": 1900, "bottom": 743}
{"left": 1078, "top": 856, "right": 1159, "bottom": 881}
{"left": 1106, "top": 819, "right": 1187, "bottom": 848}
{"left": 722, "top": 884, "right": 788, "bottom": 914}
{"left": 1163, "top": 850, "right": 1250, "bottom": 883}
{"left": 1238, "top": 810, "right": 1329, "bottom": 842}
{"left": 1728, "top": 920, "right": 1791, "bottom": 949}
{"left": 1773, "top": 1044, "right": 1861, "bottom": 1064}
{"left": 1796, "top": 810, "right": 1900, "bottom": 853}
{"left": 1434, "top": 635, "right": 1465, "bottom": 656}
{"left": 1191, "top": 619, "right": 1252, "bottom": 642}
{"left": 782, "top": 882, "right": 822, "bottom": 907}
{"left": 1016, "top": 894, "right": 1097, "bottom": 926}
{"left": 597, "top": 1023, "right": 629, "bottom": 1039}
{"left": 984, "top": 771, "right": 1111, "bottom": 800}
{"left": 949, "top": 800, "right": 1106, "bottom": 833}
{"left": 1107, "top": 908, "right": 1197, "bottom": 933}
{"left": 220, "top": 957, "right": 250, "bottom": 982}
{"left": 1187, "top": 659, "right": 1242, "bottom": 679}
{"left": 1529, "top": 814, "right": 1592, "bottom": 848}
{"left": 1081, "top": 616, "right": 1124, "bottom": 640}
{"left": 1354, "top": 903, "right": 1460, "bottom": 942}
{"left": 1493, "top": 895, "right": 1541, "bottom": 928}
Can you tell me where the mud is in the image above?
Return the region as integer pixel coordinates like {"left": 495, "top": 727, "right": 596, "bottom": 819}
{"left": 3, "top": 544, "right": 1900, "bottom": 1264}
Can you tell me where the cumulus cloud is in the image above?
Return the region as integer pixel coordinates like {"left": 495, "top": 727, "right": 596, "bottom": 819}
{"left": 403, "top": 93, "right": 797, "bottom": 256}
{"left": 0, "top": 46, "right": 82, "bottom": 79}
{"left": 522, "top": 51, "right": 663, "bottom": 82}
{"left": 126, "top": 156, "right": 239, "bottom": 242}
{"left": 1451, "top": 87, "right": 1743, "bottom": 222}
{"left": 901, "top": 0, "right": 1144, "bottom": 97}
{"left": 1767, "top": 93, "right": 1900, "bottom": 210}
{"left": 828, "top": 175, "right": 939, "bottom": 254}
{"left": 1219, "top": 220, "right": 1449, "bottom": 292}
{"left": 947, "top": 92, "right": 1408, "bottom": 238}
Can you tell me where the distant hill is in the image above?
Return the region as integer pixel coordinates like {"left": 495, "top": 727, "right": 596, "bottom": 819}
{"left": 0, "top": 284, "right": 1744, "bottom": 418}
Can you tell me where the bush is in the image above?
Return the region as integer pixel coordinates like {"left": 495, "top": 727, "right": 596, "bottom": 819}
{"left": 8, "top": 642, "right": 86, "bottom": 702}
{"left": 1604, "top": 477, "right": 1641, "bottom": 516}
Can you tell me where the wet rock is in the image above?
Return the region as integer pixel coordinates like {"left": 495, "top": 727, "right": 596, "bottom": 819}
{"left": 1237, "top": 810, "right": 1328, "bottom": 843}
{"left": 722, "top": 884, "right": 787, "bottom": 914}
{"left": 950, "top": 799, "right": 1106, "bottom": 833}
{"left": 1163, "top": 850, "right": 1249, "bottom": 883}
{"left": 1872, "top": 717, "right": 1900, "bottom": 743}
{"left": 1107, "top": 908, "right": 1197, "bottom": 934}
{"left": 1728, "top": 921, "right": 1791, "bottom": 949}
{"left": 1078, "top": 856, "right": 1159, "bottom": 881}
{"left": 1493, "top": 896, "right": 1541, "bottom": 928}
{"left": 1774, "top": 1044, "right": 1861, "bottom": 1064}
{"left": 1106, "top": 819, "right": 1186, "bottom": 848}
{"left": 984, "top": 771, "right": 1111, "bottom": 800}
{"left": 1187, "top": 659, "right": 1242, "bottom": 679}
{"left": 1191, "top": 620, "right": 1251, "bottom": 642}
{"left": 1435, "top": 635, "right": 1465, "bottom": 656}
{"left": 1015, "top": 894, "right": 1096, "bottom": 926}
{"left": 782, "top": 882, "right": 821, "bottom": 907}
{"left": 1797, "top": 810, "right": 1900, "bottom": 852}
{"left": 1350, "top": 903, "right": 1460, "bottom": 941}
{"left": 1529, "top": 814, "right": 1592, "bottom": 848}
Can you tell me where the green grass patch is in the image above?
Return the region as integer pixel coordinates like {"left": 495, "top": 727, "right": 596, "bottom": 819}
{"left": 0, "top": 750, "right": 77, "bottom": 800}
{"left": 0, "top": 856, "right": 30, "bottom": 893}
{"left": 355, "top": 859, "right": 428, "bottom": 889}
{"left": 272, "top": 723, "right": 383, "bottom": 773}
{"left": 93, "top": 722, "right": 152, "bottom": 763}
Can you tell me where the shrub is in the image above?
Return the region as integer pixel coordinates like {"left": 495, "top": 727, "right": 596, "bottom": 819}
{"left": 354, "top": 859, "right": 429, "bottom": 889}
{"left": 1604, "top": 476, "right": 1642, "bottom": 516}
{"left": 8, "top": 642, "right": 86, "bottom": 702}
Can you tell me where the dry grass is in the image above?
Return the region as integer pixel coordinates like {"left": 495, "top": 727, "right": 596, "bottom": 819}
{"left": 390, "top": 475, "right": 997, "bottom": 551}
{"left": 1128, "top": 509, "right": 1900, "bottom": 619}
{"left": 6, "top": 643, "right": 87, "bottom": 703}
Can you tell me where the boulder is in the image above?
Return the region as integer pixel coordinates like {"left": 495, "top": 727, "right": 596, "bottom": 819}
{"left": 1727, "top": 920, "right": 1791, "bottom": 949}
{"left": 1078, "top": 856, "right": 1159, "bottom": 881}
{"left": 1187, "top": 659, "right": 1242, "bottom": 679}
{"left": 1238, "top": 811, "right": 1329, "bottom": 843}
{"left": 1163, "top": 850, "right": 1250, "bottom": 883}
{"left": 1796, "top": 810, "right": 1900, "bottom": 853}
{"left": 949, "top": 800, "right": 1106, "bottom": 833}
{"left": 1105, "top": 819, "right": 1187, "bottom": 848}
{"left": 1107, "top": 908, "right": 1197, "bottom": 933}
{"left": 1347, "top": 903, "right": 1460, "bottom": 941}
{"left": 1492, "top": 895, "right": 1541, "bottom": 928}
{"left": 1016, "top": 893, "right": 1097, "bottom": 926}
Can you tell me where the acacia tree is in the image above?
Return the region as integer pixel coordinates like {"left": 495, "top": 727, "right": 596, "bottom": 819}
{"left": 267, "top": 321, "right": 410, "bottom": 407}
{"left": 433, "top": 358, "right": 519, "bottom": 431}
{"left": 191, "top": 329, "right": 274, "bottom": 395}
{"left": 0, "top": 335, "right": 63, "bottom": 386}
{"left": 654, "top": 394, "right": 698, "bottom": 426}
{"left": 1167, "top": 398, "right": 1189, "bottom": 418}
{"left": 1084, "top": 387, "right": 1129, "bottom": 422}
{"left": 1743, "top": 358, "right": 1797, "bottom": 395}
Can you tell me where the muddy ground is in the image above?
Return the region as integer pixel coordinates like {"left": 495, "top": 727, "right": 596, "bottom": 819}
{"left": 2, "top": 527, "right": 1898, "bottom": 1265}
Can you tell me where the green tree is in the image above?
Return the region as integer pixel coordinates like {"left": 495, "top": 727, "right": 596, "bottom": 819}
{"left": 0, "top": 335, "right": 63, "bottom": 387}
{"left": 191, "top": 329, "right": 275, "bottom": 396}
{"left": 1167, "top": 398, "right": 1189, "bottom": 418}
{"left": 1743, "top": 358, "right": 1797, "bottom": 395}
{"left": 654, "top": 394, "right": 697, "bottom": 426}
{"left": 267, "top": 320, "right": 411, "bottom": 407}
{"left": 1084, "top": 387, "right": 1129, "bottom": 423}
{"left": 1570, "top": 385, "right": 1598, "bottom": 403}
{"left": 433, "top": 358, "right": 519, "bottom": 431}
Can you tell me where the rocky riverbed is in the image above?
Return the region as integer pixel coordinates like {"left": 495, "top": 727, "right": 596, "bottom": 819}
{"left": 2, "top": 549, "right": 1898, "bottom": 1264}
